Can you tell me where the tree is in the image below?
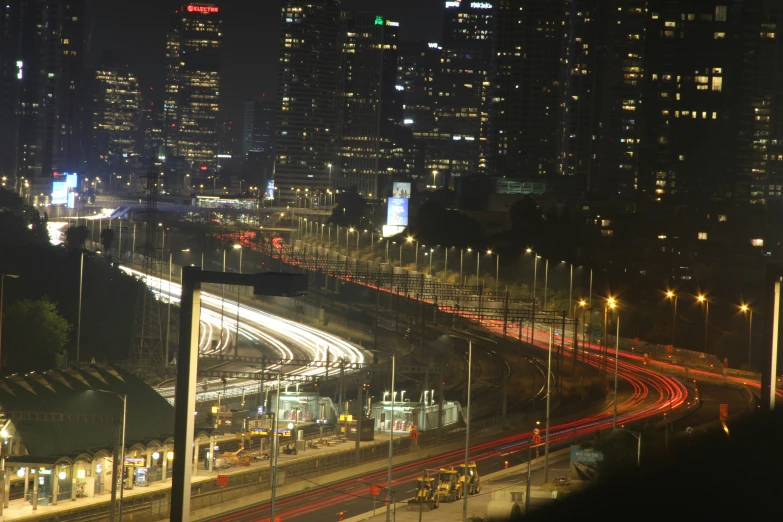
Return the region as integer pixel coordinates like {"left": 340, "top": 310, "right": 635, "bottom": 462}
{"left": 65, "top": 225, "right": 89, "bottom": 251}
{"left": 2, "top": 297, "right": 71, "bottom": 374}
{"left": 100, "top": 227, "right": 115, "bottom": 253}
{"left": 328, "top": 188, "right": 367, "bottom": 227}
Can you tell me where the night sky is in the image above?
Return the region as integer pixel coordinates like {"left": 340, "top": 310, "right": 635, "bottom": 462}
{"left": 87, "top": 0, "right": 445, "bottom": 122}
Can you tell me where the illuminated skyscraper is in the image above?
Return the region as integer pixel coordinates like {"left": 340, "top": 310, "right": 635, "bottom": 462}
{"left": 335, "top": 12, "right": 400, "bottom": 197}
{"left": 164, "top": 3, "right": 222, "bottom": 169}
{"left": 0, "top": 0, "right": 87, "bottom": 188}
{"left": 275, "top": 0, "right": 341, "bottom": 200}
{"left": 93, "top": 66, "right": 141, "bottom": 165}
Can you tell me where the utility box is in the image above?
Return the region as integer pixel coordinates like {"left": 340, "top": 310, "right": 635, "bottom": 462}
{"left": 347, "top": 417, "right": 375, "bottom": 441}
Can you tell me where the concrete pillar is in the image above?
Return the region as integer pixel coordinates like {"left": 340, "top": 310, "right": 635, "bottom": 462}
{"left": 23, "top": 466, "right": 29, "bottom": 505}
{"left": 32, "top": 469, "right": 38, "bottom": 511}
{"left": 146, "top": 451, "right": 152, "bottom": 469}
{"left": 3, "top": 464, "right": 9, "bottom": 509}
{"left": 161, "top": 446, "right": 169, "bottom": 481}
{"left": 208, "top": 437, "right": 215, "bottom": 473}
{"left": 192, "top": 439, "right": 199, "bottom": 477}
{"left": 70, "top": 465, "right": 76, "bottom": 501}
{"left": 52, "top": 468, "right": 59, "bottom": 506}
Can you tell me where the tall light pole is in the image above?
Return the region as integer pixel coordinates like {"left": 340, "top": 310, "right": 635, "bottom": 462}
{"left": 461, "top": 248, "right": 471, "bottom": 285}
{"left": 529, "top": 250, "right": 537, "bottom": 344}
{"left": 544, "top": 327, "right": 553, "bottom": 483}
{"left": 666, "top": 291, "right": 678, "bottom": 347}
{"left": 233, "top": 245, "right": 242, "bottom": 358}
{"left": 98, "top": 390, "right": 127, "bottom": 522}
{"left": 379, "top": 351, "right": 396, "bottom": 522}
{"left": 462, "top": 339, "right": 473, "bottom": 522}
{"left": 429, "top": 248, "right": 434, "bottom": 275}
{"left": 612, "top": 307, "right": 620, "bottom": 429}
{"left": 77, "top": 251, "right": 84, "bottom": 362}
{"left": 741, "top": 304, "right": 753, "bottom": 366}
{"left": 0, "top": 274, "right": 20, "bottom": 374}
{"left": 543, "top": 259, "right": 549, "bottom": 310}
{"left": 407, "top": 236, "right": 417, "bottom": 271}
{"left": 166, "top": 252, "right": 172, "bottom": 367}
{"left": 697, "top": 294, "right": 709, "bottom": 353}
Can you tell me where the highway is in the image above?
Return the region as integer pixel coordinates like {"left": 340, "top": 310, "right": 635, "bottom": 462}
{"left": 119, "top": 266, "right": 368, "bottom": 400}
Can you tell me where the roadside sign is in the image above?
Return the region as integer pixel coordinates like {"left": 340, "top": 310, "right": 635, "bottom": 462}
{"left": 719, "top": 403, "right": 728, "bottom": 421}
{"left": 371, "top": 485, "right": 380, "bottom": 496}
{"left": 532, "top": 428, "right": 541, "bottom": 445}
{"left": 593, "top": 327, "right": 603, "bottom": 340}
{"left": 217, "top": 475, "right": 229, "bottom": 487}
{"left": 410, "top": 430, "right": 419, "bottom": 441}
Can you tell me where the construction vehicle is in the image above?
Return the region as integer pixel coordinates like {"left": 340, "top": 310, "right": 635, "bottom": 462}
{"left": 436, "top": 467, "right": 463, "bottom": 502}
{"left": 458, "top": 462, "right": 481, "bottom": 495}
{"left": 407, "top": 475, "right": 438, "bottom": 509}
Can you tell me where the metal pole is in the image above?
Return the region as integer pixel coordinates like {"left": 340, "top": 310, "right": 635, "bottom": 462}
{"left": 525, "top": 441, "right": 531, "bottom": 514}
{"left": 532, "top": 257, "right": 537, "bottom": 344}
{"left": 495, "top": 254, "right": 499, "bottom": 293}
{"left": 462, "top": 340, "right": 472, "bottom": 522}
{"left": 0, "top": 276, "right": 6, "bottom": 375}
{"left": 543, "top": 259, "right": 548, "bottom": 310}
{"left": 568, "top": 264, "right": 573, "bottom": 318}
{"left": 544, "top": 327, "right": 552, "bottom": 483}
{"left": 748, "top": 310, "right": 753, "bottom": 366}
{"left": 77, "top": 251, "right": 84, "bottom": 362}
{"left": 704, "top": 301, "right": 709, "bottom": 353}
{"left": 460, "top": 249, "right": 463, "bottom": 284}
{"left": 166, "top": 253, "right": 172, "bottom": 367}
{"left": 271, "top": 370, "right": 282, "bottom": 521}
{"left": 170, "top": 267, "right": 201, "bottom": 522}
{"left": 672, "top": 297, "right": 677, "bottom": 347}
{"left": 613, "top": 315, "right": 620, "bottom": 429}
{"left": 637, "top": 433, "right": 641, "bottom": 467}
{"left": 385, "top": 354, "right": 395, "bottom": 522}
{"left": 444, "top": 248, "right": 448, "bottom": 281}
{"left": 118, "top": 394, "right": 127, "bottom": 521}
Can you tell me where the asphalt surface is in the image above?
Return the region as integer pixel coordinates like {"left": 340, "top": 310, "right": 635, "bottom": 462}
{"left": 672, "top": 381, "right": 748, "bottom": 432}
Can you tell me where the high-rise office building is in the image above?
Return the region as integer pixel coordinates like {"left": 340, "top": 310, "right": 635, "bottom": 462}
{"left": 488, "top": 0, "right": 564, "bottom": 180}
{"left": 164, "top": 3, "right": 222, "bottom": 169}
{"left": 275, "top": 0, "right": 341, "bottom": 200}
{"left": 242, "top": 99, "right": 276, "bottom": 185}
{"left": 438, "top": 0, "right": 493, "bottom": 179}
{"left": 93, "top": 66, "right": 141, "bottom": 165}
{"left": 335, "top": 12, "right": 400, "bottom": 197}
{"left": 0, "top": 0, "right": 87, "bottom": 189}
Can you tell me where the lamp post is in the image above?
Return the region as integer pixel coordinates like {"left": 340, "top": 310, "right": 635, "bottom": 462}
{"left": 602, "top": 297, "right": 616, "bottom": 377}
{"left": 543, "top": 258, "right": 549, "bottom": 310}
{"left": 462, "top": 339, "right": 473, "bottom": 522}
{"left": 368, "top": 350, "right": 397, "bottom": 522}
{"left": 697, "top": 294, "right": 709, "bottom": 353}
{"left": 407, "top": 237, "right": 418, "bottom": 271}
{"left": 97, "top": 390, "right": 127, "bottom": 522}
{"left": 612, "top": 305, "right": 620, "bottom": 429}
{"left": 170, "top": 268, "right": 307, "bottom": 522}
{"left": 166, "top": 252, "right": 172, "bottom": 366}
{"left": 617, "top": 429, "right": 641, "bottom": 467}
{"left": 461, "top": 248, "right": 471, "bottom": 285}
{"left": 544, "top": 327, "right": 553, "bottom": 483}
{"left": 741, "top": 304, "right": 753, "bottom": 367}
{"left": 666, "top": 291, "right": 678, "bottom": 347}
{"left": 77, "top": 251, "right": 84, "bottom": 362}
{"left": 233, "top": 245, "right": 242, "bottom": 358}
{"left": 0, "top": 274, "right": 20, "bottom": 374}
{"left": 428, "top": 248, "right": 434, "bottom": 275}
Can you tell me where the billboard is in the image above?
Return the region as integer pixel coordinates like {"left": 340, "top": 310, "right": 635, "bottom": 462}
{"left": 569, "top": 445, "right": 603, "bottom": 481}
{"left": 65, "top": 173, "right": 78, "bottom": 189}
{"left": 392, "top": 182, "right": 411, "bottom": 199}
{"left": 387, "top": 197, "right": 409, "bottom": 227}
{"left": 266, "top": 179, "right": 275, "bottom": 200}
{"left": 52, "top": 181, "right": 67, "bottom": 205}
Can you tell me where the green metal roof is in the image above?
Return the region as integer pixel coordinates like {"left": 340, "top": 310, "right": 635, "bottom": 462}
{"left": 0, "top": 365, "right": 175, "bottom": 459}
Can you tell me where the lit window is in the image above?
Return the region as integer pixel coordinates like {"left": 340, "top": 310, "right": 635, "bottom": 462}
{"left": 714, "top": 32, "right": 726, "bottom": 39}
{"left": 718, "top": 215, "right": 727, "bottom": 222}
{"left": 712, "top": 77, "right": 722, "bottom": 91}
{"left": 698, "top": 232, "right": 707, "bottom": 240}
{"left": 751, "top": 238, "right": 764, "bottom": 247}
{"left": 715, "top": 6, "right": 727, "bottom": 21}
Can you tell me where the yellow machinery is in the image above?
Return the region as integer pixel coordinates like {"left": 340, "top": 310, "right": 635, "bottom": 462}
{"left": 436, "top": 467, "right": 463, "bottom": 502}
{"left": 407, "top": 476, "right": 438, "bottom": 509}
{"left": 458, "top": 463, "right": 481, "bottom": 495}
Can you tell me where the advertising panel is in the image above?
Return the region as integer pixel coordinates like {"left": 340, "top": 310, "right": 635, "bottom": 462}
{"left": 569, "top": 445, "right": 603, "bottom": 481}
{"left": 51, "top": 181, "right": 67, "bottom": 205}
{"left": 386, "top": 197, "right": 409, "bottom": 227}
{"left": 266, "top": 179, "right": 275, "bottom": 200}
{"left": 67, "top": 191, "right": 76, "bottom": 209}
{"left": 392, "top": 182, "right": 411, "bottom": 199}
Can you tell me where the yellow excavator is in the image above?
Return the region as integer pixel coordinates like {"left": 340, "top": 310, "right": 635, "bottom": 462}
{"left": 458, "top": 462, "right": 481, "bottom": 495}
{"left": 436, "top": 467, "right": 463, "bottom": 502}
{"left": 407, "top": 474, "right": 438, "bottom": 509}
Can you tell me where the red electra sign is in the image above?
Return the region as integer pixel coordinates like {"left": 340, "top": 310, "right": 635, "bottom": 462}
{"left": 187, "top": 5, "right": 218, "bottom": 13}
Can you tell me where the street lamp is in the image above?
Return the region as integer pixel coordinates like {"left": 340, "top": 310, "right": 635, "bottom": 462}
{"left": 170, "top": 268, "right": 308, "bottom": 522}
{"left": 432, "top": 170, "right": 438, "bottom": 188}
{"left": 606, "top": 298, "right": 619, "bottom": 429}
{"left": 697, "top": 294, "right": 709, "bottom": 353}
{"left": 407, "top": 236, "right": 418, "bottom": 272}
{"left": 233, "top": 244, "right": 243, "bottom": 358}
{"left": 616, "top": 429, "right": 641, "bottom": 467}
{"left": 666, "top": 291, "right": 678, "bottom": 347}
{"left": 740, "top": 304, "right": 753, "bottom": 367}
{"left": 0, "top": 274, "right": 20, "bottom": 374}
{"left": 92, "top": 390, "right": 127, "bottom": 522}
{"left": 369, "top": 350, "right": 396, "bottom": 522}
